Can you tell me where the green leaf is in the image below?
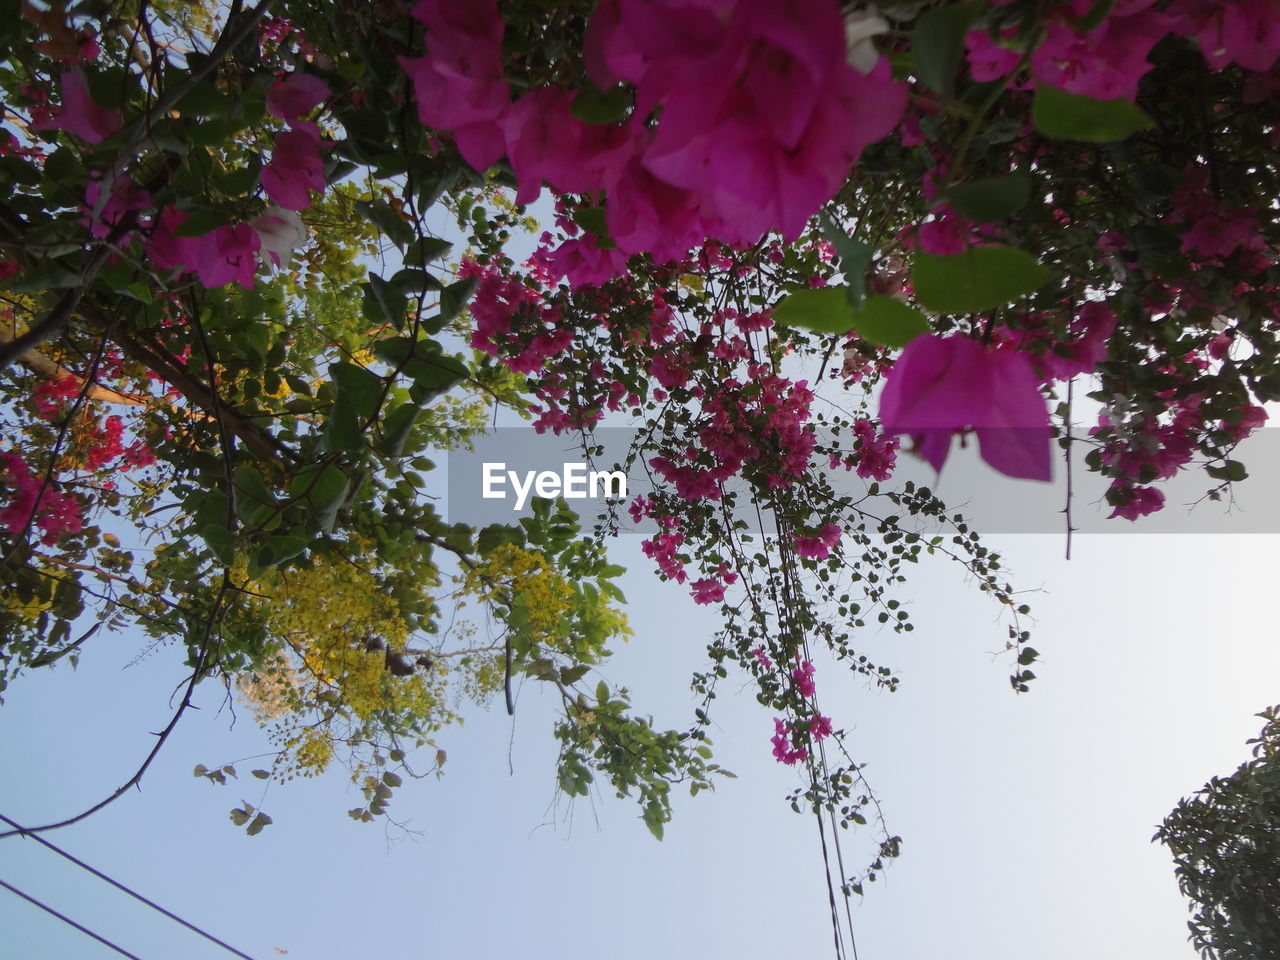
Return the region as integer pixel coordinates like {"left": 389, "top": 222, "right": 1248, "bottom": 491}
{"left": 84, "top": 67, "right": 132, "bottom": 110}
{"left": 245, "top": 811, "right": 273, "bottom": 836}
{"left": 170, "top": 208, "right": 231, "bottom": 237}
{"left": 1032, "top": 85, "right": 1154, "bottom": 143}
{"left": 178, "top": 80, "right": 227, "bottom": 117}
{"left": 251, "top": 769, "right": 270, "bottom": 779}
{"left": 256, "top": 533, "right": 308, "bottom": 569}
{"left": 477, "top": 523, "right": 524, "bottom": 555}
{"left": 44, "top": 147, "right": 86, "bottom": 185}
{"left": 1068, "top": 0, "right": 1117, "bottom": 33}
{"left": 1017, "top": 646, "right": 1039, "bottom": 665}
{"left": 309, "top": 466, "right": 350, "bottom": 533}
{"left": 941, "top": 172, "right": 1033, "bottom": 222}
{"left": 571, "top": 82, "right": 632, "bottom": 125}
{"left": 356, "top": 199, "right": 414, "bottom": 250}
{"left": 818, "top": 213, "right": 873, "bottom": 309}
{"left": 378, "top": 402, "right": 421, "bottom": 457}
{"left": 911, "top": 246, "right": 1051, "bottom": 314}
{"left": 560, "top": 665, "right": 590, "bottom": 685}
{"left": 405, "top": 236, "right": 454, "bottom": 268}
{"left": 438, "top": 276, "right": 478, "bottom": 325}
{"left": 773, "top": 287, "right": 858, "bottom": 335}
{"left": 363, "top": 273, "right": 408, "bottom": 328}
{"left": 10, "top": 259, "right": 81, "bottom": 293}
{"left": 1207, "top": 460, "right": 1248, "bottom": 482}
{"left": 330, "top": 361, "right": 384, "bottom": 420}
{"left": 233, "top": 464, "right": 273, "bottom": 505}
{"left": 848, "top": 296, "right": 930, "bottom": 348}
{"left": 912, "top": 4, "right": 976, "bottom": 99}
{"left": 642, "top": 802, "right": 665, "bottom": 841}
{"left": 409, "top": 353, "right": 468, "bottom": 401}
{"left": 318, "top": 393, "right": 363, "bottom": 454}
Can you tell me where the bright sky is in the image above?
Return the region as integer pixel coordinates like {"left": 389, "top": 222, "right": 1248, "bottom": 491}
{"left": 2, "top": 439, "right": 1276, "bottom": 959}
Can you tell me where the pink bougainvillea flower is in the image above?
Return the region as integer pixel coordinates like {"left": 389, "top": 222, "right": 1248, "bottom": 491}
{"left": 261, "top": 122, "right": 328, "bottom": 210}
{"left": 690, "top": 577, "right": 727, "bottom": 605}
{"left": 0, "top": 452, "right": 84, "bottom": 545}
{"left": 587, "top": 0, "right": 905, "bottom": 248}
{"left": 502, "top": 86, "right": 629, "bottom": 204}
{"left": 604, "top": 133, "right": 713, "bottom": 261}
{"left": 791, "top": 660, "right": 817, "bottom": 698}
{"left": 266, "top": 72, "right": 330, "bottom": 121}
{"left": 540, "top": 233, "right": 631, "bottom": 290}
{"left": 32, "top": 69, "right": 121, "bottom": 143}
{"left": 194, "top": 222, "right": 261, "bottom": 289}
{"left": 965, "top": 27, "right": 1023, "bottom": 82}
{"left": 399, "top": 0, "right": 510, "bottom": 171}
{"left": 793, "top": 524, "right": 841, "bottom": 560}
{"left": 1031, "top": 10, "right": 1174, "bottom": 102}
{"left": 1106, "top": 481, "right": 1165, "bottom": 521}
{"left": 771, "top": 718, "right": 809, "bottom": 766}
{"left": 810, "top": 715, "right": 834, "bottom": 740}
{"left": 147, "top": 206, "right": 203, "bottom": 275}
{"left": 83, "top": 174, "right": 151, "bottom": 241}
{"left": 1173, "top": 0, "right": 1280, "bottom": 73}
{"left": 878, "top": 334, "right": 1052, "bottom": 481}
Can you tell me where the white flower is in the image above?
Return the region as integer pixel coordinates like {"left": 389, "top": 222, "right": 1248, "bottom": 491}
{"left": 250, "top": 207, "right": 308, "bottom": 270}
{"left": 845, "top": 7, "right": 890, "bottom": 76}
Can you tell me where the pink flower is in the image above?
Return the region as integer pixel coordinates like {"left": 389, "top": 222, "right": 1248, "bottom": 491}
{"left": 32, "top": 70, "right": 122, "bottom": 144}
{"left": 589, "top": 0, "right": 906, "bottom": 247}
{"left": 147, "top": 206, "right": 204, "bottom": 275}
{"left": 83, "top": 175, "right": 151, "bottom": 240}
{"left": 398, "top": 0, "right": 510, "bottom": 171}
{"left": 791, "top": 660, "right": 816, "bottom": 698}
{"left": 750, "top": 646, "right": 774, "bottom": 671}
{"left": 261, "top": 122, "right": 327, "bottom": 210}
{"left": 266, "top": 73, "right": 329, "bottom": 121}
{"left": 810, "top": 715, "right": 833, "bottom": 740}
{"left": 0, "top": 452, "right": 84, "bottom": 545}
{"left": 1031, "top": 11, "right": 1174, "bottom": 102}
{"left": 194, "top": 223, "right": 261, "bottom": 289}
{"left": 878, "top": 334, "right": 1051, "bottom": 481}
{"left": 965, "top": 27, "right": 1023, "bottom": 82}
{"left": 1174, "top": 0, "right": 1280, "bottom": 73}
{"left": 690, "top": 577, "right": 727, "bottom": 605}
{"left": 540, "top": 233, "right": 630, "bottom": 289}
{"left": 1224, "top": 403, "right": 1268, "bottom": 441}
{"left": 770, "top": 718, "right": 809, "bottom": 766}
{"left": 851, "top": 418, "right": 898, "bottom": 481}
{"left": 502, "top": 86, "right": 629, "bottom": 204}
{"left": 1106, "top": 481, "right": 1165, "bottom": 521}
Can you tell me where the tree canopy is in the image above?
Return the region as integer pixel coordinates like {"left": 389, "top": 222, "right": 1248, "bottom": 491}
{"left": 1156, "top": 706, "right": 1280, "bottom": 959}
{"left": 2, "top": 0, "right": 1279, "bottom": 953}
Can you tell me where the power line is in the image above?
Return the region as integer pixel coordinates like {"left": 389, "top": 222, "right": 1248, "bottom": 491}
{"left": 0, "top": 875, "right": 144, "bottom": 960}
{"left": 0, "top": 813, "right": 258, "bottom": 960}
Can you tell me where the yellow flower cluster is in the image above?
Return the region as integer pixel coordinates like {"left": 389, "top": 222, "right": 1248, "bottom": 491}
{"left": 236, "top": 545, "right": 446, "bottom": 779}
{"left": 463, "top": 544, "right": 574, "bottom": 645}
